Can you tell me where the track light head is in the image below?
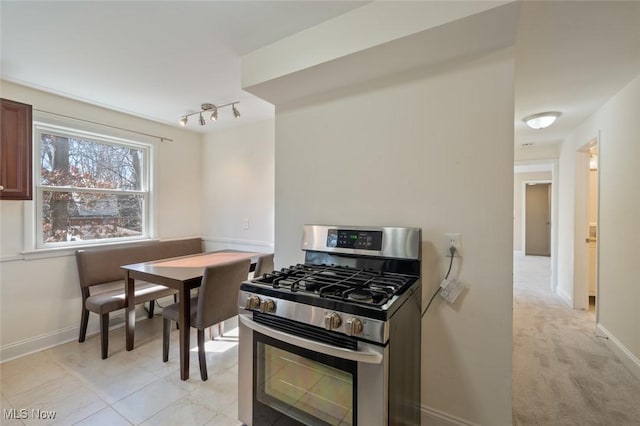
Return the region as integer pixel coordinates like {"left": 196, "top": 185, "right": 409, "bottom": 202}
{"left": 179, "top": 116, "right": 188, "bottom": 127}
{"left": 199, "top": 113, "right": 206, "bottom": 126}
{"left": 210, "top": 107, "right": 218, "bottom": 122}
{"left": 232, "top": 104, "right": 240, "bottom": 118}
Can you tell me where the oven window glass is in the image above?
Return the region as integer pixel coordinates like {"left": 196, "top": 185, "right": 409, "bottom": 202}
{"left": 256, "top": 342, "right": 354, "bottom": 425}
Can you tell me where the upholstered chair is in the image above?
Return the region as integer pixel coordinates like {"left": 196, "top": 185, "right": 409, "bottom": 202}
{"left": 161, "top": 258, "right": 251, "bottom": 380}
{"left": 253, "top": 253, "right": 275, "bottom": 278}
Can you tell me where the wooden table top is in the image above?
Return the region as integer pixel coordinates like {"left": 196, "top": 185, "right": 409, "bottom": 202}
{"left": 121, "top": 250, "right": 263, "bottom": 282}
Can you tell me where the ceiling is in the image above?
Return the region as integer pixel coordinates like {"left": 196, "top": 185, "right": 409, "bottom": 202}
{"left": 0, "top": 1, "right": 367, "bottom": 131}
{"left": 2, "top": 1, "right": 639, "bottom": 145}
{"left": 514, "top": 1, "right": 640, "bottom": 147}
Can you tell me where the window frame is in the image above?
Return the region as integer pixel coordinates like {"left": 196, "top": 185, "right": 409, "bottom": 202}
{"left": 31, "top": 122, "right": 153, "bottom": 250}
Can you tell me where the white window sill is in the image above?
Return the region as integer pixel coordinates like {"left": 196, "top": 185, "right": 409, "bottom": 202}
{"left": 4, "top": 238, "right": 159, "bottom": 262}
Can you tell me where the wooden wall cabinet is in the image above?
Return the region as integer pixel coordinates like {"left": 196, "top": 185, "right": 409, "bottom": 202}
{"left": 1, "top": 98, "right": 33, "bottom": 200}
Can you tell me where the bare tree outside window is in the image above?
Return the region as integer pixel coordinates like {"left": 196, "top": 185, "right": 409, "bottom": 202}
{"left": 38, "top": 130, "right": 148, "bottom": 245}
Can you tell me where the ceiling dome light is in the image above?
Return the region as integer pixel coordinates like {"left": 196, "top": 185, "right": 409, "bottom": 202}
{"left": 179, "top": 116, "right": 188, "bottom": 127}
{"left": 523, "top": 111, "right": 561, "bottom": 130}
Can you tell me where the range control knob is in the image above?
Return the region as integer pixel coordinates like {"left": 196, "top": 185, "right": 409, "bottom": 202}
{"left": 245, "top": 295, "right": 261, "bottom": 310}
{"left": 346, "top": 318, "right": 364, "bottom": 336}
{"left": 324, "top": 312, "right": 342, "bottom": 330}
{"left": 260, "top": 299, "right": 276, "bottom": 314}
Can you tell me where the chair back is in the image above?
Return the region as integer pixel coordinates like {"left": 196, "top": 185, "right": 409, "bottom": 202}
{"left": 194, "top": 258, "right": 251, "bottom": 329}
{"left": 253, "top": 253, "right": 275, "bottom": 278}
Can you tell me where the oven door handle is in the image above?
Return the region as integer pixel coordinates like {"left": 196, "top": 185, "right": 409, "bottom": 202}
{"left": 239, "top": 314, "right": 383, "bottom": 364}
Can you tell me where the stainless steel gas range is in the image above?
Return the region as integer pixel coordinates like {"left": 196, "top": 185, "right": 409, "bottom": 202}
{"left": 238, "top": 225, "right": 422, "bottom": 426}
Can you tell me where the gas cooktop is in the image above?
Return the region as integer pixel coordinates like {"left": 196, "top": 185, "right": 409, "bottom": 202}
{"left": 243, "top": 263, "right": 419, "bottom": 319}
{"left": 253, "top": 263, "right": 416, "bottom": 306}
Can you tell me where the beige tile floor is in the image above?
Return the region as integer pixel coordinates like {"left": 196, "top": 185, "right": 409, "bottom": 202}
{"left": 0, "top": 316, "right": 244, "bottom": 425}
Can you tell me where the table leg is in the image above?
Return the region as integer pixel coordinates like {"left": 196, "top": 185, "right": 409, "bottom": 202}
{"left": 179, "top": 285, "right": 190, "bottom": 380}
{"left": 125, "top": 272, "right": 135, "bottom": 351}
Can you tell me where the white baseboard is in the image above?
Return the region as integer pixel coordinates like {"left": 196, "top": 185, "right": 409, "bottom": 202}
{"left": 595, "top": 323, "right": 640, "bottom": 381}
{"left": 422, "top": 405, "right": 481, "bottom": 426}
{"left": 0, "top": 305, "right": 154, "bottom": 363}
{"left": 0, "top": 324, "right": 81, "bottom": 363}
{"left": 555, "top": 286, "right": 573, "bottom": 307}
{"left": 203, "top": 237, "right": 274, "bottom": 253}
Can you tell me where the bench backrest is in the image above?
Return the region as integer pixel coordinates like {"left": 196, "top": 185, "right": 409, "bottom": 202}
{"left": 76, "top": 238, "right": 203, "bottom": 288}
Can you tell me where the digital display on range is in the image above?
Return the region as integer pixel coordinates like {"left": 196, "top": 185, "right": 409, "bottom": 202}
{"left": 326, "top": 229, "right": 383, "bottom": 251}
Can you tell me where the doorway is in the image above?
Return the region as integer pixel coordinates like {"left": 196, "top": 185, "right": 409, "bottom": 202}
{"left": 573, "top": 137, "right": 599, "bottom": 312}
{"left": 587, "top": 148, "right": 598, "bottom": 312}
{"left": 525, "top": 183, "right": 551, "bottom": 256}
{"left": 514, "top": 161, "right": 558, "bottom": 291}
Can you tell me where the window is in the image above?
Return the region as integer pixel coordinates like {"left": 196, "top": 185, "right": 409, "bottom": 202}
{"left": 34, "top": 123, "right": 151, "bottom": 248}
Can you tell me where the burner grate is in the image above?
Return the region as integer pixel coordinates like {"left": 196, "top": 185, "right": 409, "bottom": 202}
{"left": 252, "top": 263, "right": 415, "bottom": 307}
{"left": 319, "top": 283, "right": 391, "bottom": 306}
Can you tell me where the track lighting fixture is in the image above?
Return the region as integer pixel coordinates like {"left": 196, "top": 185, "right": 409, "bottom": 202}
{"left": 179, "top": 102, "right": 240, "bottom": 127}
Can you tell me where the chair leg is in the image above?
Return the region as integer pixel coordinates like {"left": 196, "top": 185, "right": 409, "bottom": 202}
{"left": 198, "top": 329, "right": 208, "bottom": 381}
{"left": 148, "top": 300, "right": 155, "bottom": 318}
{"left": 218, "top": 322, "right": 223, "bottom": 338}
{"left": 79, "top": 308, "right": 89, "bottom": 342}
{"left": 100, "top": 313, "right": 109, "bottom": 359}
{"left": 163, "top": 318, "right": 171, "bottom": 362}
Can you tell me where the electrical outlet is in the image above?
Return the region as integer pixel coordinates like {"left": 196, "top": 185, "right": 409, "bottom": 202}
{"left": 242, "top": 218, "right": 249, "bottom": 230}
{"left": 444, "top": 233, "right": 461, "bottom": 257}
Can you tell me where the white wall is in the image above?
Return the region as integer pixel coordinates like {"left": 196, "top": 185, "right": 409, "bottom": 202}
{"left": 0, "top": 81, "right": 203, "bottom": 360}
{"left": 514, "top": 143, "right": 560, "bottom": 161}
{"left": 201, "top": 119, "right": 274, "bottom": 253}
{"left": 557, "top": 139, "right": 580, "bottom": 306}
{"left": 275, "top": 49, "right": 515, "bottom": 425}
{"left": 513, "top": 172, "right": 552, "bottom": 252}
{"left": 557, "top": 74, "right": 640, "bottom": 368}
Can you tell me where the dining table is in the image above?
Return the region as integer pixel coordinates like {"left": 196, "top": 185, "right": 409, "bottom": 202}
{"left": 121, "top": 250, "right": 263, "bottom": 380}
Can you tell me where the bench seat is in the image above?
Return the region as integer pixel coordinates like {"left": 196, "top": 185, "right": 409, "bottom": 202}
{"left": 76, "top": 238, "right": 203, "bottom": 359}
{"left": 85, "top": 280, "right": 177, "bottom": 315}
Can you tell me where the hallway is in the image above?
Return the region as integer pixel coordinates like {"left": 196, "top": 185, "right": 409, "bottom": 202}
{"left": 512, "top": 254, "right": 640, "bottom": 425}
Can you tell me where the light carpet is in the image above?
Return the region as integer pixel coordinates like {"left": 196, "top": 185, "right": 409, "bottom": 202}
{"left": 512, "top": 254, "right": 640, "bottom": 425}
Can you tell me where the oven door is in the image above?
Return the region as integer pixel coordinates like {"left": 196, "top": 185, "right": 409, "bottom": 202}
{"left": 238, "top": 313, "right": 387, "bottom": 426}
